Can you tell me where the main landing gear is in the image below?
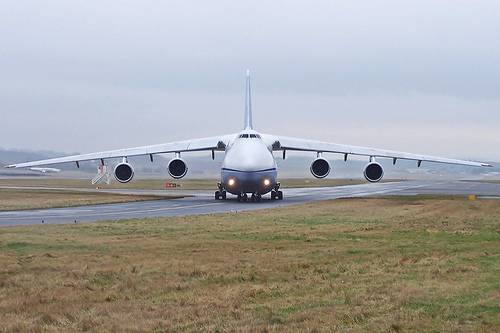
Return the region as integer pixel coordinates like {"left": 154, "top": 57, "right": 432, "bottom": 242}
{"left": 215, "top": 183, "right": 284, "bottom": 201}
{"left": 271, "top": 190, "right": 283, "bottom": 200}
{"left": 271, "top": 183, "right": 283, "bottom": 200}
{"left": 215, "top": 182, "right": 227, "bottom": 200}
{"left": 215, "top": 190, "right": 227, "bottom": 200}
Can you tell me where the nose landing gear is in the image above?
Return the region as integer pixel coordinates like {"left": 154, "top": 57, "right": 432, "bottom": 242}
{"left": 237, "top": 193, "right": 248, "bottom": 202}
{"left": 251, "top": 193, "right": 262, "bottom": 202}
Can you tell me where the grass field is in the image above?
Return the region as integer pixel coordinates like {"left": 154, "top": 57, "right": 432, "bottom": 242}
{"left": 0, "top": 188, "right": 177, "bottom": 211}
{"left": 464, "top": 180, "right": 500, "bottom": 184}
{"left": 0, "top": 197, "right": 499, "bottom": 332}
{"left": 0, "top": 178, "right": 374, "bottom": 190}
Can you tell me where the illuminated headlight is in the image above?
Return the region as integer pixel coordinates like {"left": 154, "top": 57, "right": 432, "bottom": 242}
{"left": 263, "top": 179, "right": 271, "bottom": 186}
{"left": 228, "top": 178, "right": 236, "bottom": 186}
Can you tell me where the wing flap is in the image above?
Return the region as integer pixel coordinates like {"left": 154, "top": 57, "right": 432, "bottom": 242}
{"left": 264, "top": 134, "right": 492, "bottom": 168}
{"left": 6, "top": 134, "right": 234, "bottom": 169}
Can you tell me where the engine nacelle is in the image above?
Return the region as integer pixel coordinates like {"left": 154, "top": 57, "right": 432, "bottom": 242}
{"left": 364, "top": 162, "right": 384, "bottom": 183}
{"left": 310, "top": 158, "right": 331, "bottom": 178}
{"left": 114, "top": 162, "right": 134, "bottom": 183}
{"left": 168, "top": 158, "right": 188, "bottom": 179}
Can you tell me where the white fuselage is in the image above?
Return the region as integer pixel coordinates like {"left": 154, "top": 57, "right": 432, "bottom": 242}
{"left": 221, "top": 130, "right": 277, "bottom": 195}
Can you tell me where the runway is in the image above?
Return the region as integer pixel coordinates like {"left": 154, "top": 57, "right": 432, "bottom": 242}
{"left": 0, "top": 180, "right": 499, "bottom": 226}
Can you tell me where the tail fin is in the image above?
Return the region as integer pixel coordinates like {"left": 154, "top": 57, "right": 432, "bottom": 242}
{"left": 244, "top": 69, "right": 253, "bottom": 129}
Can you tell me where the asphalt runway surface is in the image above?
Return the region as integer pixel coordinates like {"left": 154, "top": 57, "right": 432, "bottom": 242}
{"left": 1, "top": 180, "right": 499, "bottom": 226}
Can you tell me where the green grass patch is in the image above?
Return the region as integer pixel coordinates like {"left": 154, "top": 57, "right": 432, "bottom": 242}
{"left": 0, "top": 197, "right": 499, "bottom": 332}
{"left": 1, "top": 241, "right": 102, "bottom": 255}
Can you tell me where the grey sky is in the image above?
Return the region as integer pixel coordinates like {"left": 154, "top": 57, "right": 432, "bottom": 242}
{"left": 1, "top": 0, "right": 499, "bottom": 160}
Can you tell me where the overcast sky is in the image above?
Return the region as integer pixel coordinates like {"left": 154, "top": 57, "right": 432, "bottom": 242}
{"left": 1, "top": 0, "right": 499, "bottom": 161}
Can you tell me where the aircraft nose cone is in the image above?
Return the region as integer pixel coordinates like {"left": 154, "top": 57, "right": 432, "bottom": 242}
{"left": 223, "top": 141, "right": 275, "bottom": 172}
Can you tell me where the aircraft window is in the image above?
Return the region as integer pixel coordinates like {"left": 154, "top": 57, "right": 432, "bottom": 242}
{"left": 239, "top": 134, "right": 261, "bottom": 139}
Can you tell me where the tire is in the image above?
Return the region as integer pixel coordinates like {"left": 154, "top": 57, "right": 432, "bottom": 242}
{"left": 215, "top": 191, "right": 220, "bottom": 200}
{"left": 271, "top": 191, "right": 276, "bottom": 200}
{"left": 277, "top": 191, "right": 283, "bottom": 200}
{"left": 221, "top": 191, "right": 227, "bottom": 200}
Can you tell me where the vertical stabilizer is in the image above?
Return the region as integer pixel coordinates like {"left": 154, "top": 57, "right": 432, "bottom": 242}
{"left": 244, "top": 69, "right": 253, "bottom": 129}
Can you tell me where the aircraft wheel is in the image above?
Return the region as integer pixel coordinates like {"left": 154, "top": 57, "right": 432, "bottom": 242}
{"left": 242, "top": 193, "right": 248, "bottom": 202}
{"left": 215, "top": 190, "right": 221, "bottom": 200}
{"left": 271, "top": 191, "right": 277, "bottom": 200}
{"left": 256, "top": 194, "right": 262, "bottom": 202}
{"left": 277, "top": 191, "right": 283, "bottom": 200}
{"left": 221, "top": 191, "right": 227, "bottom": 200}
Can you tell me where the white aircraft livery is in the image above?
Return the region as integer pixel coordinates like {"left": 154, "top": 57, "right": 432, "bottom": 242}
{"left": 6, "top": 71, "right": 492, "bottom": 202}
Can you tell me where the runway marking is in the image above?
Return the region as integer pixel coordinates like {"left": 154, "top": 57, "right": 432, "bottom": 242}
{"left": 0, "top": 200, "right": 191, "bottom": 217}
{"left": 143, "top": 203, "right": 222, "bottom": 213}
{"left": 286, "top": 182, "right": 433, "bottom": 199}
{"left": 0, "top": 202, "right": 224, "bottom": 221}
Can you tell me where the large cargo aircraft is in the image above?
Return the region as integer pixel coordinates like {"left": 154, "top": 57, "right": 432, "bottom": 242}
{"left": 6, "top": 71, "right": 492, "bottom": 202}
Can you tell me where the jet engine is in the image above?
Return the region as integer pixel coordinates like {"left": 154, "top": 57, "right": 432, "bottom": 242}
{"left": 114, "top": 162, "right": 134, "bottom": 183}
{"left": 310, "top": 158, "right": 331, "bottom": 178}
{"left": 363, "top": 162, "right": 384, "bottom": 183}
{"left": 168, "top": 158, "right": 188, "bottom": 179}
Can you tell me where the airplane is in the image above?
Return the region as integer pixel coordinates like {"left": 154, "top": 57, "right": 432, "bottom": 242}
{"left": 5, "top": 71, "right": 492, "bottom": 202}
{"left": 29, "top": 167, "right": 61, "bottom": 174}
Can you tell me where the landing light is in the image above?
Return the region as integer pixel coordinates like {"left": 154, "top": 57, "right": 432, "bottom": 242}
{"left": 228, "top": 178, "right": 236, "bottom": 186}
{"left": 263, "top": 179, "right": 271, "bottom": 186}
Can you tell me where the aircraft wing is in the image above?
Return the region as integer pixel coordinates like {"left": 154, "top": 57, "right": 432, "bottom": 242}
{"left": 5, "top": 134, "right": 236, "bottom": 168}
{"left": 263, "top": 134, "right": 492, "bottom": 168}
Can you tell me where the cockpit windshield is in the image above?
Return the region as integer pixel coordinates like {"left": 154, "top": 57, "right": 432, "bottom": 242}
{"left": 239, "top": 134, "right": 261, "bottom": 139}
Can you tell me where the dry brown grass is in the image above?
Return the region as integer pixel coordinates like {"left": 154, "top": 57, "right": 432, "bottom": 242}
{"left": 0, "top": 188, "right": 176, "bottom": 211}
{"left": 0, "top": 197, "right": 499, "bottom": 332}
